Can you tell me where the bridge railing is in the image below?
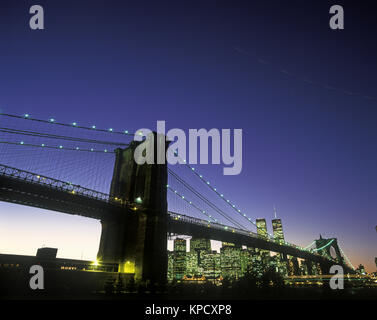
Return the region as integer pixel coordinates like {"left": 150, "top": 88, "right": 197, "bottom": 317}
{"left": 0, "top": 164, "right": 137, "bottom": 209}
{"left": 0, "top": 164, "right": 111, "bottom": 202}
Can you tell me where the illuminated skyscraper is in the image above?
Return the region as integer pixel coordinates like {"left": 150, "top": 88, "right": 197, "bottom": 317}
{"left": 256, "top": 218, "right": 270, "bottom": 263}
{"left": 174, "top": 238, "right": 187, "bottom": 252}
{"left": 185, "top": 251, "right": 201, "bottom": 277}
{"left": 272, "top": 218, "right": 284, "bottom": 244}
{"left": 173, "top": 238, "right": 186, "bottom": 280}
{"left": 239, "top": 247, "right": 259, "bottom": 276}
{"left": 167, "top": 252, "right": 174, "bottom": 281}
{"left": 256, "top": 218, "right": 268, "bottom": 239}
{"left": 201, "top": 251, "right": 221, "bottom": 280}
{"left": 220, "top": 242, "right": 242, "bottom": 280}
{"left": 190, "top": 238, "right": 211, "bottom": 252}
{"left": 190, "top": 238, "right": 211, "bottom": 267}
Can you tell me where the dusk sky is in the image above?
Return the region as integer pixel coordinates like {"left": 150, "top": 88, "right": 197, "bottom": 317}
{"left": 0, "top": 1, "right": 376, "bottom": 271}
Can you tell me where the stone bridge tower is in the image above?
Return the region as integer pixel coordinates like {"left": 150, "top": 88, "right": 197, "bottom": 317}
{"left": 97, "top": 133, "right": 168, "bottom": 284}
{"left": 315, "top": 235, "right": 344, "bottom": 265}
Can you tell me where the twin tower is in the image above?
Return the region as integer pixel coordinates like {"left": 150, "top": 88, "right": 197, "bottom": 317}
{"left": 96, "top": 136, "right": 169, "bottom": 284}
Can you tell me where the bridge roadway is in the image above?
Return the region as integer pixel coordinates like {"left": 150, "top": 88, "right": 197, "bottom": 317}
{"left": 0, "top": 164, "right": 346, "bottom": 270}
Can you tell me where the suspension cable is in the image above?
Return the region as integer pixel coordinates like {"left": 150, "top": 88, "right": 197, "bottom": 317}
{"left": 0, "top": 127, "right": 129, "bottom": 146}
{"left": 339, "top": 246, "right": 356, "bottom": 270}
{"left": 0, "top": 141, "right": 117, "bottom": 153}
{"left": 312, "top": 239, "right": 334, "bottom": 252}
{"left": 168, "top": 168, "right": 247, "bottom": 230}
{"left": 0, "top": 113, "right": 137, "bottom": 136}
{"left": 167, "top": 186, "right": 218, "bottom": 223}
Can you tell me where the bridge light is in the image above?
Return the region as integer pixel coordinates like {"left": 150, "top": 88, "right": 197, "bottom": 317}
{"left": 59, "top": 145, "right": 63, "bottom": 149}
{"left": 124, "top": 130, "right": 128, "bottom": 134}
{"left": 135, "top": 197, "right": 142, "bottom": 204}
{"left": 104, "top": 149, "right": 108, "bottom": 153}
{"left": 109, "top": 128, "right": 113, "bottom": 132}
{"left": 191, "top": 167, "right": 195, "bottom": 171}
{"left": 72, "top": 122, "right": 77, "bottom": 126}
{"left": 41, "top": 144, "right": 45, "bottom": 147}
{"left": 24, "top": 114, "right": 30, "bottom": 118}
{"left": 207, "top": 181, "right": 210, "bottom": 185}
{"left": 49, "top": 118, "right": 55, "bottom": 122}
{"left": 92, "top": 125, "right": 96, "bottom": 129}
{"left": 20, "top": 141, "right": 24, "bottom": 145}
{"left": 90, "top": 148, "right": 94, "bottom": 152}
{"left": 76, "top": 147, "right": 79, "bottom": 150}
{"left": 220, "top": 194, "right": 223, "bottom": 197}
{"left": 214, "top": 188, "right": 216, "bottom": 191}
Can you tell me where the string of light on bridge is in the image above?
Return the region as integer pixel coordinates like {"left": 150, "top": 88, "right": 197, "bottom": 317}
{"left": 0, "top": 140, "right": 117, "bottom": 153}
{"left": 0, "top": 113, "right": 142, "bottom": 137}
{"left": 0, "top": 127, "right": 130, "bottom": 147}
{"left": 168, "top": 168, "right": 248, "bottom": 230}
{"left": 171, "top": 151, "right": 271, "bottom": 236}
{"left": 167, "top": 185, "right": 218, "bottom": 224}
{"left": 312, "top": 239, "right": 334, "bottom": 252}
{"left": 180, "top": 159, "right": 275, "bottom": 238}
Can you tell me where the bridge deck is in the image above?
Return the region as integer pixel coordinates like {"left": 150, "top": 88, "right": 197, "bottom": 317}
{"left": 0, "top": 164, "right": 353, "bottom": 272}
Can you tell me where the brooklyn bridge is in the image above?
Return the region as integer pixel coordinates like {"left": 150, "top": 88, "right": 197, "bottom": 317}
{"left": 0, "top": 113, "right": 355, "bottom": 284}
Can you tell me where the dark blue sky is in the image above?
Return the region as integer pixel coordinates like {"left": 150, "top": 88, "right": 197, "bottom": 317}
{"left": 0, "top": 0, "right": 376, "bottom": 271}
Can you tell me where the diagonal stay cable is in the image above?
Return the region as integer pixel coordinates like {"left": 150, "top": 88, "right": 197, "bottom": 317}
{"left": 168, "top": 168, "right": 248, "bottom": 230}
{"left": 167, "top": 187, "right": 218, "bottom": 223}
